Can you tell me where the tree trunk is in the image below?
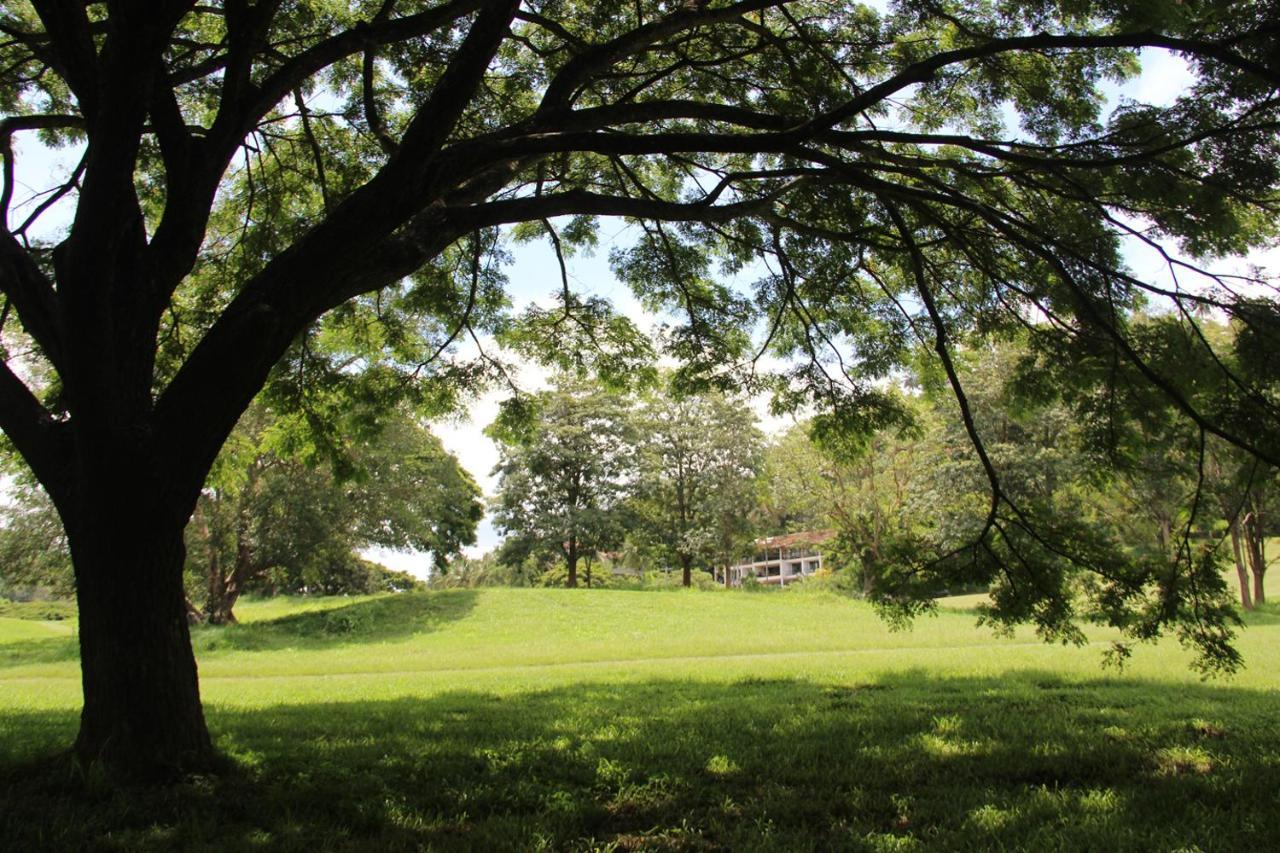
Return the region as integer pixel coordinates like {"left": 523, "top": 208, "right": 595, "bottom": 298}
{"left": 1230, "top": 522, "right": 1254, "bottom": 610}
{"left": 862, "top": 564, "right": 876, "bottom": 597}
{"left": 184, "top": 597, "right": 206, "bottom": 624}
{"left": 566, "top": 537, "right": 578, "bottom": 588}
{"left": 68, "top": 502, "right": 217, "bottom": 781}
{"left": 1245, "top": 519, "right": 1266, "bottom": 606}
{"left": 203, "top": 531, "right": 239, "bottom": 625}
{"left": 680, "top": 553, "right": 692, "bottom": 588}
{"left": 207, "top": 535, "right": 253, "bottom": 625}
{"left": 1156, "top": 513, "right": 1172, "bottom": 554}
{"left": 205, "top": 567, "right": 240, "bottom": 625}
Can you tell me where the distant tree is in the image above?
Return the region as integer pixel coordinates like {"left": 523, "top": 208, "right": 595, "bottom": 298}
{"left": 629, "top": 388, "right": 763, "bottom": 586}
{"left": 0, "top": 476, "right": 73, "bottom": 598}
{"left": 431, "top": 549, "right": 539, "bottom": 588}
{"left": 1205, "top": 443, "right": 1275, "bottom": 610}
{"left": 187, "top": 401, "right": 481, "bottom": 623}
{"left": 761, "top": 399, "right": 933, "bottom": 595}
{"left": 490, "top": 380, "right": 634, "bottom": 588}
{"left": 757, "top": 423, "right": 831, "bottom": 537}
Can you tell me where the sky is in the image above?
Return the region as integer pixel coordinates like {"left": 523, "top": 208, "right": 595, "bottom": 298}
{"left": 3, "top": 45, "right": 1277, "bottom": 579}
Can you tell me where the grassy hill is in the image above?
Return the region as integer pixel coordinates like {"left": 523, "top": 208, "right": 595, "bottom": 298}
{"left": 3, "top": 586, "right": 1279, "bottom": 850}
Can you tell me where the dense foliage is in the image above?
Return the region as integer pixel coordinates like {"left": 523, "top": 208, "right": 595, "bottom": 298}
{"left": 759, "top": 333, "right": 1277, "bottom": 670}
{"left": 489, "top": 376, "right": 764, "bottom": 587}
{"left": 1, "top": 400, "right": 481, "bottom": 621}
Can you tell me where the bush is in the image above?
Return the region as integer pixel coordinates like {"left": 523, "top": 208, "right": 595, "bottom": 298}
{"left": 319, "top": 608, "right": 371, "bottom": 636}
{"left": 787, "top": 567, "right": 862, "bottom": 596}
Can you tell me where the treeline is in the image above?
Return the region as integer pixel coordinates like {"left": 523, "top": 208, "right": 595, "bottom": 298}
{"left": 481, "top": 376, "right": 763, "bottom": 589}
{"left": 480, "top": 334, "right": 1275, "bottom": 612}
{"left": 1, "top": 399, "right": 483, "bottom": 623}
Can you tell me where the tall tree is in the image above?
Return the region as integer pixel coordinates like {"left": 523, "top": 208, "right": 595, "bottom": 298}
{"left": 630, "top": 388, "right": 763, "bottom": 586}
{"left": 489, "top": 379, "right": 633, "bottom": 587}
{"left": 0, "top": 1, "right": 1276, "bottom": 776}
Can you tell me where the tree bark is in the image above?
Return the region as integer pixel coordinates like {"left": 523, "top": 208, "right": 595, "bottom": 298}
{"left": 680, "top": 553, "right": 692, "bottom": 587}
{"left": 205, "top": 564, "right": 240, "bottom": 625}
{"left": 200, "top": 510, "right": 240, "bottom": 625}
{"left": 207, "top": 535, "right": 252, "bottom": 625}
{"left": 1244, "top": 514, "right": 1266, "bottom": 605}
{"left": 67, "top": 491, "right": 217, "bottom": 781}
{"left": 1230, "top": 521, "right": 1254, "bottom": 610}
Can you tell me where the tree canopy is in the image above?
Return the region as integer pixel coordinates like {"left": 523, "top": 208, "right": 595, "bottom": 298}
{"left": 0, "top": 0, "right": 1277, "bottom": 777}
{"left": 189, "top": 399, "right": 482, "bottom": 623}
{"left": 489, "top": 378, "right": 635, "bottom": 587}
{"left": 629, "top": 387, "right": 763, "bottom": 586}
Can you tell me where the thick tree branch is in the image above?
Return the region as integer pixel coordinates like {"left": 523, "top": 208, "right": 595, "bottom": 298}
{"left": 0, "top": 113, "right": 85, "bottom": 140}
{"left": 801, "top": 29, "right": 1280, "bottom": 135}
{"left": 446, "top": 186, "right": 795, "bottom": 230}
{"left": 0, "top": 357, "right": 67, "bottom": 498}
{"left": 210, "top": 0, "right": 485, "bottom": 162}
{"left": 361, "top": 43, "right": 398, "bottom": 156}
{"left": 0, "top": 231, "right": 63, "bottom": 371}
{"left": 29, "top": 0, "right": 100, "bottom": 115}
{"left": 537, "top": 0, "right": 786, "bottom": 112}
{"left": 396, "top": 0, "right": 522, "bottom": 159}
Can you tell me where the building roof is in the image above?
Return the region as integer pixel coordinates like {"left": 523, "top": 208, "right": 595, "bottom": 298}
{"left": 753, "top": 529, "right": 836, "bottom": 549}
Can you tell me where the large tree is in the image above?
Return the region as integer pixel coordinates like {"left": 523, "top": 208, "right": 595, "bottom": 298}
{"left": 629, "top": 387, "right": 762, "bottom": 586}
{"left": 190, "top": 400, "right": 481, "bottom": 623}
{"left": 0, "top": 0, "right": 1277, "bottom": 777}
{"left": 489, "top": 379, "right": 634, "bottom": 588}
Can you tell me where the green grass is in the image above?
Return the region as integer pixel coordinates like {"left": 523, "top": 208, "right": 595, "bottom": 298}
{"left": 2, "top": 583, "right": 1280, "bottom": 851}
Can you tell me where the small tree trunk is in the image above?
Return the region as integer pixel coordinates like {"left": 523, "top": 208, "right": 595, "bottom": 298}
{"left": 205, "top": 570, "right": 240, "bottom": 625}
{"left": 680, "top": 554, "right": 692, "bottom": 588}
{"left": 1244, "top": 515, "right": 1266, "bottom": 605}
{"left": 204, "top": 541, "right": 240, "bottom": 625}
{"left": 1230, "top": 522, "right": 1254, "bottom": 610}
{"left": 69, "top": 506, "right": 217, "bottom": 781}
{"left": 566, "top": 538, "right": 578, "bottom": 588}
{"left": 207, "top": 537, "right": 251, "bottom": 624}
{"left": 184, "top": 597, "right": 206, "bottom": 624}
{"left": 1156, "top": 514, "right": 1172, "bottom": 555}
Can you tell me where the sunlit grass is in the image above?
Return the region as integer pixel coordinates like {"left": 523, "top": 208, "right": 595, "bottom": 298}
{"left": 2, "top": 577, "right": 1279, "bottom": 850}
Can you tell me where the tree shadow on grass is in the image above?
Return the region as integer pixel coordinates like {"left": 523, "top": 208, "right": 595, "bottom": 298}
{"left": 0, "top": 589, "right": 481, "bottom": 666}
{"left": 3, "top": 670, "right": 1279, "bottom": 851}
{"left": 191, "top": 590, "right": 480, "bottom": 653}
{"left": 1241, "top": 602, "right": 1280, "bottom": 627}
{"left": 0, "top": 591, "right": 481, "bottom": 670}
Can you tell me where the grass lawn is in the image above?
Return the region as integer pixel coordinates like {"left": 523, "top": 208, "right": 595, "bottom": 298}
{"left": 2, "top": 581, "right": 1279, "bottom": 851}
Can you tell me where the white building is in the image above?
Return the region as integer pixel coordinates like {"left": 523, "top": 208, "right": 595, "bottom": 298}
{"left": 718, "top": 530, "right": 835, "bottom": 587}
